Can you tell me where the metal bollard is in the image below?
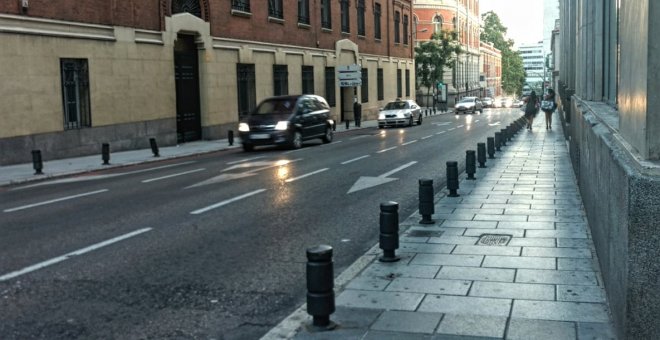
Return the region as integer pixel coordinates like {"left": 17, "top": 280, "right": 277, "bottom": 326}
{"left": 306, "top": 245, "right": 336, "bottom": 330}
{"left": 477, "top": 143, "right": 487, "bottom": 168}
{"left": 332, "top": 120, "right": 336, "bottom": 131}
{"left": 379, "top": 202, "right": 401, "bottom": 262}
{"left": 433, "top": 107, "right": 436, "bottom": 114}
{"left": 418, "top": 179, "right": 435, "bottom": 224}
{"left": 500, "top": 129, "right": 507, "bottom": 146}
{"left": 466, "top": 150, "right": 476, "bottom": 180}
{"left": 228, "top": 130, "right": 234, "bottom": 146}
{"left": 446, "top": 161, "right": 460, "bottom": 197}
{"left": 149, "top": 138, "right": 160, "bottom": 157}
{"left": 487, "top": 137, "right": 495, "bottom": 159}
{"left": 101, "top": 143, "right": 110, "bottom": 165}
{"left": 31, "top": 150, "right": 43, "bottom": 175}
{"left": 494, "top": 132, "right": 502, "bottom": 151}
{"left": 345, "top": 120, "right": 349, "bottom": 129}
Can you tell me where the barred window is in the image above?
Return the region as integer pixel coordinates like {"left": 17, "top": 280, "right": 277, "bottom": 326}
{"left": 325, "top": 67, "right": 336, "bottom": 106}
{"left": 377, "top": 68, "right": 384, "bottom": 100}
{"left": 341, "top": 0, "right": 350, "bottom": 33}
{"left": 374, "top": 3, "right": 381, "bottom": 39}
{"left": 361, "top": 68, "right": 369, "bottom": 103}
{"left": 231, "top": 0, "right": 250, "bottom": 13}
{"left": 269, "top": 0, "right": 283, "bottom": 19}
{"left": 403, "top": 15, "right": 409, "bottom": 45}
{"left": 273, "top": 65, "right": 288, "bottom": 96}
{"left": 302, "top": 66, "right": 314, "bottom": 94}
{"left": 298, "top": 0, "right": 310, "bottom": 25}
{"left": 357, "top": 0, "right": 365, "bottom": 36}
{"left": 397, "top": 69, "right": 402, "bottom": 98}
{"left": 394, "top": 11, "right": 400, "bottom": 44}
{"left": 321, "top": 0, "right": 331, "bottom": 29}
{"left": 405, "top": 69, "right": 410, "bottom": 96}
{"left": 61, "top": 59, "right": 91, "bottom": 129}
{"left": 237, "top": 64, "right": 256, "bottom": 117}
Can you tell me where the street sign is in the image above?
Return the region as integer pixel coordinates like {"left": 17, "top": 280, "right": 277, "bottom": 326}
{"left": 337, "top": 64, "right": 361, "bottom": 87}
{"left": 339, "top": 79, "right": 362, "bottom": 87}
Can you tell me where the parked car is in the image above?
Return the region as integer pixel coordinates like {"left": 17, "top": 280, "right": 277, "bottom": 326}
{"left": 481, "top": 97, "right": 494, "bottom": 108}
{"left": 454, "top": 97, "right": 483, "bottom": 114}
{"left": 238, "top": 95, "right": 334, "bottom": 151}
{"left": 377, "top": 99, "right": 423, "bottom": 128}
{"left": 511, "top": 98, "right": 524, "bottom": 108}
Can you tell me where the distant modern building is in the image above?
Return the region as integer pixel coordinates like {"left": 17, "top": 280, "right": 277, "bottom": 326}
{"left": 479, "top": 42, "right": 501, "bottom": 98}
{"left": 0, "top": 0, "right": 414, "bottom": 165}
{"left": 518, "top": 41, "right": 546, "bottom": 92}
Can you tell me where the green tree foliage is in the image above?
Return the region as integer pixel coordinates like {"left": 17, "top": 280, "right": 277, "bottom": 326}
{"left": 481, "top": 11, "right": 525, "bottom": 96}
{"left": 415, "top": 30, "right": 462, "bottom": 101}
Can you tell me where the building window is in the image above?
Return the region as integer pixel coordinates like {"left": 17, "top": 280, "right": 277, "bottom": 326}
{"left": 273, "top": 65, "right": 288, "bottom": 96}
{"left": 405, "top": 69, "right": 410, "bottom": 96}
{"left": 377, "top": 68, "right": 384, "bottom": 100}
{"left": 361, "top": 68, "right": 369, "bottom": 103}
{"left": 298, "top": 0, "right": 310, "bottom": 25}
{"left": 172, "top": 0, "right": 202, "bottom": 18}
{"left": 302, "top": 66, "right": 314, "bottom": 94}
{"left": 433, "top": 16, "right": 442, "bottom": 33}
{"left": 231, "top": 0, "right": 251, "bottom": 12}
{"left": 374, "top": 3, "right": 381, "bottom": 39}
{"left": 397, "top": 69, "right": 402, "bottom": 98}
{"left": 269, "top": 0, "right": 283, "bottom": 19}
{"left": 357, "top": 0, "right": 366, "bottom": 36}
{"left": 321, "top": 0, "right": 331, "bottom": 29}
{"left": 237, "top": 64, "right": 256, "bottom": 117}
{"left": 394, "top": 11, "right": 400, "bottom": 44}
{"left": 325, "top": 67, "right": 336, "bottom": 106}
{"left": 403, "top": 14, "right": 409, "bottom": 45}
{"left": 340, "top": 0, "right": 350, "bottom": 33}
{"left": 61, "top": 59, "right": 91, "bottom": 130}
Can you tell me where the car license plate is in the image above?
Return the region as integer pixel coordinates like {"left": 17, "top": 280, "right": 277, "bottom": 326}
{"left": 250, "top": 133, "right": 270, "bottom": 139}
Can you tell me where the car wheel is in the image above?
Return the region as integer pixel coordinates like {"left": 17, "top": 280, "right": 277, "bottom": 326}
{"left": 417, "top": 115, "right": 423, "bottom": 125}
{"left": 408, "top": 116, "right": 413, "bottom": 127}
{"left": 321, "top": 126, "right": 333, "bottom": 143}
{"left": 291, "top": 131, "right": 303, "bottom": 149}
{"left": 242, "top": 143, "right": 254, "bottom": 152}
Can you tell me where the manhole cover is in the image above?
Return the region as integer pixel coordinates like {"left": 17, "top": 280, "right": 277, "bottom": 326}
{"left": 407, "top": 230, "right": 445, "bottom": 238}
{"left": 477, "top": 234, "right": 512, "bottom": 246}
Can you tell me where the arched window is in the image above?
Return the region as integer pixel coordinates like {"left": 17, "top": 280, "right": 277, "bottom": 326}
{"left": 433, "top": 15, "right": 442, "bottom": 33}
{"left": 172, "top": 0, "right": 202, "bottom": 18}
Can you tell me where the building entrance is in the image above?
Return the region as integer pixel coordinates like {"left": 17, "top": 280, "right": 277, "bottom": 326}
{"left": 174, "top": 34, "right": 201, "bottom": 143}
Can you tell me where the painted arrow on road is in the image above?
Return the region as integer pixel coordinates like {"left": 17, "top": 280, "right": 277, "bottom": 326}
{"left": 347, "top": 161, "right": 417, "bottom": 194}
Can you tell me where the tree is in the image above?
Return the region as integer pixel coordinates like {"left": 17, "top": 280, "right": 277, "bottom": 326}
{"left": 415, "top": 31, "right": 462, "bottom": 104}
{"left": 481, "top": 11, "right": 525, "bottom": 96}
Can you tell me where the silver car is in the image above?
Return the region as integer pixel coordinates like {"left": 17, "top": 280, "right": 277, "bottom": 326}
{"left": 454, "top": 96, "right": 483, "bottom": 114}
{"left": 378, "top": 99, "right": 423, "bottom": 128}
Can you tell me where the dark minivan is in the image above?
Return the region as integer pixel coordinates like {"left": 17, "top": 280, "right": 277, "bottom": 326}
{"left": 238, "top": 95, "right": 334, "bottom": 151}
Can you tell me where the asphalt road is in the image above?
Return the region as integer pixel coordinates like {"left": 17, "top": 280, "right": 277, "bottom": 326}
{"left": 0, "top": 108, "right": 522, "bottom": 339}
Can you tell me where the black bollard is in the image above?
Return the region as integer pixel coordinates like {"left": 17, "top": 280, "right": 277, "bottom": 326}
{"left": 101, "top": 143, "right": 110, "bottom": 165}
{"left": 418, "top": 179, "right": 435, "bottom": 224}
{"left": 477, "top": 143, "right": 487, "bottom": 168}
{"left": 433, "top": 107, "right": 436, "bottom": 114}
{"left": 306, "top": 245, "right": 336, "bottom": 331}
{"left": 466, "top": 150, "right": 476, "bottom": 180}
{"left": 494, "top": 132, "right": 502, "bottom": 151}
{"left": 31, "top": 150, "right": 43, "bottom": 175}
{"left": 345, "top": 120, "right": 349, "bottom": 129}
{"left": 487, "top": 137, "right": 495, "bottom": 159}
{"left": 379, "top": 202, "right": 401, "bottom": 262}
{"left": 500, "top": 129, "right": 507, "bottom": 146}
{"left": 149, "top": 138, "right": 160, "bottom": 157}
{"left": 228, "top": 130, "right": 234, "bottom": 146}
{"left": 332, "top": 120, "right": 336, "bottom": 131}
{"left": 446, "top": 161, "right": 460, "bottom": 197}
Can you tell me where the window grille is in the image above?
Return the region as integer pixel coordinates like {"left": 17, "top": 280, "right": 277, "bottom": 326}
{"left": 61, "top": 59, "right": 91, "bottom": 130}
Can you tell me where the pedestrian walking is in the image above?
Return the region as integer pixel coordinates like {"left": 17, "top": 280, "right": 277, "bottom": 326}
{"left": 541, "top": 88, "right": 557, "bottom": 130}
{"left": 523, "top": 90, "right": 539, "bottom": 131}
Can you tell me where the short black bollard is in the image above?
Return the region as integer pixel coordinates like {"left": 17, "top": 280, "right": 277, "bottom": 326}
{"left": 494, "top": 132, "right": 502, "bottom": 151}
{"left": 466, "top": 150, "right": 476, "bottom": 180}
{"left": 306, "top": 245, "right": 336, "bottom": 331}
{"left": 332, "top": 120, "right": 336, "bottom": 131}
{"left": 149, "top": 138, "right": 160, "bottom": 157}
{"left": 101, "top": 143, "right": 110, "bottom": 165}
{"left": 477, "top": 143, "right": 487, "bottom": 168}
{"left": 433, "top": 107, "right": 436, "bottom": 114}
{"left": 500, "top": 129, "right": 507, "bottom": 146}
{"left": 487, "top": 137, "right": 495, "bottom": 159}
{"left": 228, "top": 130, "right": 234, "bottom": 146}
{"left": 379, "top": 202, "right": 401, "bottom": 262}
{"left": 418, "top": 179, "right": 435, "bottom": 224}
{"left": 345, "top": 120, "right": 349, "bottom": 129}
{"left": 446, "top": 161, "right": 460, "bottom": 197}
{"left": 31, "top": 150, "right": 43, "bottom": 175}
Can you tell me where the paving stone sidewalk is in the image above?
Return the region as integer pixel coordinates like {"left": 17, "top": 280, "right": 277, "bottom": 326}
{"left": 264, "top": 119, "right": 618, "bottom": 339}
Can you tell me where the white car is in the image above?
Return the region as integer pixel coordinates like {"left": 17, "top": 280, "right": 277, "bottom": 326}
{"left": 454, "top": 97, "right": 483, "bottom": 114}
{"left": 378, "top": 99, "right": 423, "bottom": 128}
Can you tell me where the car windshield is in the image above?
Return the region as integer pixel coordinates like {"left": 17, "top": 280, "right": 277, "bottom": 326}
{"left": 384, "top": 101, "right": 409, "bottom": 110}
{"left": 459, "top": 98, "right": 475, "bottom": 103}
{"left": 254, "top": 98, "right": 297, "bottom": 115}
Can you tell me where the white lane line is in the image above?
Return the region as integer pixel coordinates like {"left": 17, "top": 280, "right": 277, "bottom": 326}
{"left": 377, "top": 146, "right": 398, "bottom": 153}
{"left": 475, "top": 120, "right": 480, "bottom": 123}
{"left": 350, "top": 135, "right": 370, "bottom": 140}
{"left": 457, "top": 125, "right": 465, "bottom": 128}
{"left": 285, "top": 168, "right": 329, "bottom": 183}
{"left": 190, "top": 189, "right": 267, "bottom": 215}
{"left": 141, "top": 168, "right": 206, "bottom": 183}
{"left": 421, "top": 135, "right": 434, "bottom": 140}
{"left": 448, "top": 127, "right": 456, "bottom": 131}
{"left": 227, "top": 156, "right": 265, "bottom": 165}
{"left": 341, "top": 155, "right": 370, "bottom": 165}
{"left": 436, "top": 131, "right": 447, "bottom": 135}
{"left": 4, "top": 189, "right": 109, "bottom": 213}
{"left": 380, "top": 161, "right": 418, "bottom": 178}
{"left": 0, "top": 228, "right": 152, "bottom": 282}
{"left": 402, "top": 140, "right": 418, "bottom": 146}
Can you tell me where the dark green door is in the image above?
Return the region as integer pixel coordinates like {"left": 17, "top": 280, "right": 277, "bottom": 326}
{"left": 174, "top": 34, "right": 201, "bottom": 143}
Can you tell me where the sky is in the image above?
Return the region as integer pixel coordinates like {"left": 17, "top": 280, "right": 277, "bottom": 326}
{"left": 479, "top": 0, "right": 545, "bottom": 47}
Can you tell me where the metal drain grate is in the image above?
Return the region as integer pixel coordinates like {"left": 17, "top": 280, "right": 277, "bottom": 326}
{"left": 477, "top": 234, "right": 512, "bottom": 246}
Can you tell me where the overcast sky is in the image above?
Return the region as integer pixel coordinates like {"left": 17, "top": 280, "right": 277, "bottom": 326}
{"left": 479, "top": 0, "right": 545, "bottom": 47}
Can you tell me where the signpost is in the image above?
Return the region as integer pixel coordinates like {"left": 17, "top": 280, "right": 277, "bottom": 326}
{"left": 337, "top": 64, "right": 362, "bottom": 87}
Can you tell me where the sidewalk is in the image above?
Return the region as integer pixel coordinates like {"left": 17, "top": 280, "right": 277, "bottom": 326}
{"left": 263, "top": 118, "right": 618, "bottom": 339}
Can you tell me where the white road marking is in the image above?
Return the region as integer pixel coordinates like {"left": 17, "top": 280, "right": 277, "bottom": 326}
{"left": 4, "top": 189, "right": 109, "bottom": 213}
{"left": 436, "top": 131, "right": 447, "bottom": 135}
{"left": 448, "top": 128, "right": 456, "bottom": 131}
{"left": 377, "top": 146, "right": 397, "bottom": 153}
{"left": 227, "top": 156, "right": 265, "bottom": 165}
{"left": 457, "top": 125, "right": 465, "bottom": 128}
{"left": 347, "top": 161, "right": 417, "bottom": 194}
{"left": 285, "top": 168, "right": 329, "bottom": 183}
{"left": 341, "top": 155, "right": 370, "bottom": 165}
{"left": 489, "top": 122, "right": 501, "bottom": 126}
{"left": 380, "top": 161, "right": 417, "bottom": 178}
{"left": 475, "top": 120, "right": 480, "bottom": 123}
{"left": 190, "top": 189, "right": 267, "bottom": 215}
{"left": 0, "top": 228, "right": 152, "bottom": 281}
{"left": 402, "top": 140, "right": 418, "bottom": 146}
{"left": 350, "top": 135, "right": 370, "bottom": 140}
{"left": 421, "top": 135, "right": 433, "bottom": 140}
{"left": 141, "top": 168, "right": 205, "bottom": 183}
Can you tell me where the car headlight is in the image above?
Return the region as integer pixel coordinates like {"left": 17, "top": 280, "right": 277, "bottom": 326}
{"left": 238, "top": 122, "right": 250, "bottom": 132}
{"left": 378, "top": 114, "right": 385, "bottom": 120}
{"left": 274, "top": 121, "right": 289, "bottom": 131}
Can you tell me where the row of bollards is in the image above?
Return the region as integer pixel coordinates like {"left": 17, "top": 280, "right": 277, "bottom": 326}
{"left": 304, "top": 116, "right": 530, "bottom": 332}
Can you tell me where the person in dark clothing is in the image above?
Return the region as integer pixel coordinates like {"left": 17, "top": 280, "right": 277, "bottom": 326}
{"left": 523, "top": 90, "right": 539, "bottom": 131}
{"left": 541, "top": 88, "right": 557, "bottom": 130}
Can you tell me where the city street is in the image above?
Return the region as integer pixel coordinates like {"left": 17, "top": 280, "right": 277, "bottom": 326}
{"left": 0, "top": 109, "right": 522, "bottom": 339}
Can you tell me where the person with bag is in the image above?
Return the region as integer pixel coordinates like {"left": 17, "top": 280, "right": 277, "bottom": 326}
{"left": 541, "top": 88, "right": 557, "bottom": 130}
{"left": 523, "top": 90, "right": 539, "bottom": 131}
